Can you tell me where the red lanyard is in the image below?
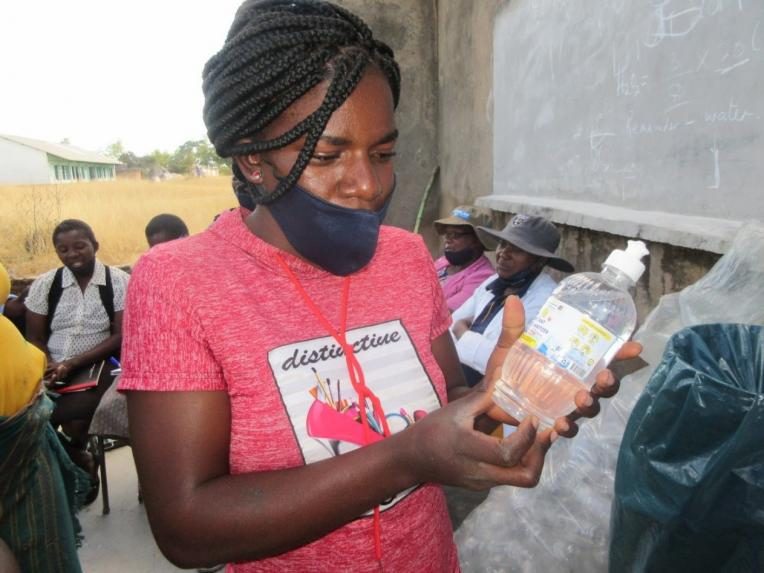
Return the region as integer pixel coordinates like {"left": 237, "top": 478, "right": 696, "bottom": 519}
{"left": 275, "top": 255, "right": 390, "bottom": 561}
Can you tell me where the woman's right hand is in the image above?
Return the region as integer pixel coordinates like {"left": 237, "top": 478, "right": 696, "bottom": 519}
{"left": 44, "top": 361, "right": 61, "bottom": 383}
{"left": 451, "top": 317, "right": 473, "bottom": 340}
{"left": 402, "top": 391, "right": 553, "bottom": 491}
{"left": 44, "top": 360, "right": 73, "bottom": 383}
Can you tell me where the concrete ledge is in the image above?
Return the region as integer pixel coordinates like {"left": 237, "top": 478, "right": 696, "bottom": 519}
{"left": 476, "top": 194, "right": 744, "bottom": 254}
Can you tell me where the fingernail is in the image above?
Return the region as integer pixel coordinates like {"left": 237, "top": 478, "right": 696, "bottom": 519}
{"left": 583, "top": 395, "right": 594, "bottom": 407}
{"left": 530, "top": 416, "right": 539, "bottom": 430}
{"left": 550, "top": 431, "right": 559, "bottom": 443}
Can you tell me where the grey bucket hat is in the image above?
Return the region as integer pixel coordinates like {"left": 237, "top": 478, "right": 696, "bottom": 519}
{"left": 476, "top": 214, "right": 574, "bottom": 272}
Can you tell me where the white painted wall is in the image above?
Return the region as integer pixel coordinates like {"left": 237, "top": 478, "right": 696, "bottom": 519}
{"left": 0, "top": 139, "right": 51, "bottom": 184}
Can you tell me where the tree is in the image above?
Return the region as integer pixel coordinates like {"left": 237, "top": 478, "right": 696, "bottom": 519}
{"left": 106, "top": 140, "right": 125, "bottom": 159}
{"left": 166, "top": 139, "right": 226, "bottom": 174}
{"left": 102, "top": 138, "right": 226, "bottom": 176}
{"left": 168, "top": 140, "right": 200, "bottom": 174}
{"left": 118, "top": 151, "right": 140, "bottom": 168}
{"left": 195, "top": 141, "right": 220, "bottom": 166}
{"left": 151, "top": 149, "right": 171, "bottom": 169}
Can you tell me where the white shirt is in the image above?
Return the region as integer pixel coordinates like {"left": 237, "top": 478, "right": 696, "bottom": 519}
{"left": 25, "top": 261, "right": 130, "bottom": 362}
{"left": 451, "top": 272, "right": 557, "bottom": 375}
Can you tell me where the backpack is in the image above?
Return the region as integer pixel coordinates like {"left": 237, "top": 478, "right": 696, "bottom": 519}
{"left": 47, "top": 266, "right": 115, "bottom": 335}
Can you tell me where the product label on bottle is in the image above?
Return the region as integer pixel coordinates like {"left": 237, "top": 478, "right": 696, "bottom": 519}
{"left": 519, "top": 296, "right": 617, "bottom": 381}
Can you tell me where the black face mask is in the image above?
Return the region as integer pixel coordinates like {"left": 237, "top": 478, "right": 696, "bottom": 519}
{"left": 486, "top": 267, "right": 541, "bottom": 298}
{"left": 268, "top": 182, "right": 394, "bottom": 276}
{"left": 444, "top": 247, "right": 480, "bottom": 267}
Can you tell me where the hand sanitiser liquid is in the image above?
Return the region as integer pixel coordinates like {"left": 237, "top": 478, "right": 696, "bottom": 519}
{"left": 493, "top": 240, "right": 649, "bottom": 427}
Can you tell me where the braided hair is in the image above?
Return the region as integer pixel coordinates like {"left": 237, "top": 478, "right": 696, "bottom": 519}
{"left": 203, "top": 0, "right": 401, "bottom": 205}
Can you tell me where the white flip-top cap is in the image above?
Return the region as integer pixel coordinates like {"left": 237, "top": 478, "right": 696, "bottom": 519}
{"left": 604, "top": 240, "right": 649, "bottom": 282}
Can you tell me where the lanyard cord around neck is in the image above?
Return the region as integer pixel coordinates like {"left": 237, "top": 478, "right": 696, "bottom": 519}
{"left": 275, "top": 255, "right": 390, "bottom": 562}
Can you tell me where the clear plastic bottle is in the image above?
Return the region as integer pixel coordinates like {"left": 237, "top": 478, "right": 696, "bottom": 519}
{"left": 493, "top": 240, "right": 649, "bottom": 427}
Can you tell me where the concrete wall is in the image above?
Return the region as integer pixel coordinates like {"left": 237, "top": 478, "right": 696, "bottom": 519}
{"left": 338, "top": 0, "right": 439, "bottom": 234}
{"left": 433, "top": 0, "right": 501, "bottom": 253}
{"left": 486, "top": 0, "right": 763, "bottom": 263}
{"left": 492, "top": 1, "right": 764, "bottom": 223}
{"left": 434, "top": 2, "right": 727, "bottom": 314}
{"left": 0, "top": 139, "right": 50, "bottom": 184}
{"left": 482, "top": 209, "right": 721, "bottom": 324}
{"left": 204, "top": 1, "right": 734, "bottom": 315}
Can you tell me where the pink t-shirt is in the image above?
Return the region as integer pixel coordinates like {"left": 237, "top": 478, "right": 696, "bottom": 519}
{"left": 434, "top": 254, "right": 495, "bottom": 312}
{"left": 119, "top": 209, "right": 459, "bottom": 572}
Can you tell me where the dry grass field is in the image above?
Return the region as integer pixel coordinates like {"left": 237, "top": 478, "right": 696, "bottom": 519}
{"left": 1, "top": 176, "right": 235, "bottom": 279}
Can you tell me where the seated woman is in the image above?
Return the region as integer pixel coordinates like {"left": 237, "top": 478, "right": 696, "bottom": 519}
{"left": 0, "top": 262, "right": 87, "bottom": 573}
{"left": 451, "top": 214, "right": 574, "bottom": 386}
{"left": 24, "top": 219, "right": 129, "bottom": 494}
{"left": 433, "top": 207, "right": 495, "bottom": 311}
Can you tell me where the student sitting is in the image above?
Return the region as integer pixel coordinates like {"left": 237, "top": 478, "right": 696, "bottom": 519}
{"left": 144, "top": 213, "right": 189, "bottom": 247}
{"left": 25, "top": 219, "right": 130, "bottom": 502}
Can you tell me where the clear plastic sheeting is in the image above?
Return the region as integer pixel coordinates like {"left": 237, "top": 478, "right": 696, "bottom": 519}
{"left": 454, "top": 223, "right": 764, "bottom": 573}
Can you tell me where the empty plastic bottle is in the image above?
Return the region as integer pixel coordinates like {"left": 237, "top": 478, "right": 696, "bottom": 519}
{"left": 493, "top": 240, "right": 649, "bottom": 427}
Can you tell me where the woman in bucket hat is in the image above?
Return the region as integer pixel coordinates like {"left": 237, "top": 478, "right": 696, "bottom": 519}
{"left": 451, "top": 214, "right": 574, "bottom": 387}
{"left": 433, "top": 207, "right": 495, "bottom": 311}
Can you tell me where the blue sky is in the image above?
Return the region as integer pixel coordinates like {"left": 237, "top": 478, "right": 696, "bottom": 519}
{"left": 0, "top": 0, "right": 244, "bottom": 155}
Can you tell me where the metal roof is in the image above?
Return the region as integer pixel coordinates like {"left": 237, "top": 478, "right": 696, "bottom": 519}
{"left": 0, "top": 134, "right": 121, "bottom": 165}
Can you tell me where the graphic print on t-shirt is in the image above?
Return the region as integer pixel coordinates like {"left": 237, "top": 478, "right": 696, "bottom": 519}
{"left": 268, "top": 319, "right": 442, "bottom": 512}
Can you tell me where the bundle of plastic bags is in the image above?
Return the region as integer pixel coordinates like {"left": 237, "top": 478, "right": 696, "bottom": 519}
{"left": 610, "top": 323, "right": 764, "bottom": 571}
{"left": 455, "top": 223, "right": 764, "bottom": 573}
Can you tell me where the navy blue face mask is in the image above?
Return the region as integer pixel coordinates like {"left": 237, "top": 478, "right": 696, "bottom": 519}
{"left": 267, "top": 183, "right": 394, "bottom": 276}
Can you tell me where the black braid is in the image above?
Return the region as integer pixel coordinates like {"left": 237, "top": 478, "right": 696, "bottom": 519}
{"left": 202, "top": 0, "right": 401, "bottom": 204}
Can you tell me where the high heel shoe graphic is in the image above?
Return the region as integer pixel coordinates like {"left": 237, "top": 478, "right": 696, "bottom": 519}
{"left": 306, "top": 400, "right": 383, "bottom": 450}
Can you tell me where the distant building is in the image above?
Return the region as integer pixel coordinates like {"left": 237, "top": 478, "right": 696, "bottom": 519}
{"left": 0, "top": 134, "right": 121, "bottom": 185}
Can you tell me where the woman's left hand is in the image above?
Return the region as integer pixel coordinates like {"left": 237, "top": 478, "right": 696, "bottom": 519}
{"left": 480, "top": 296, "right": 643, "bottom": 439}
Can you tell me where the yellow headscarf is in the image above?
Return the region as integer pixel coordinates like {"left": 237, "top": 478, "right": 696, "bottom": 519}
{"left": 0, "top": 262, "right": 46, "bottom": 416}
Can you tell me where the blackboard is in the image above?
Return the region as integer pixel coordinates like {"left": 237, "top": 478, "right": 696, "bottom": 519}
{"left": 492, "top": 0, "right": 764, "bottom": 222}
